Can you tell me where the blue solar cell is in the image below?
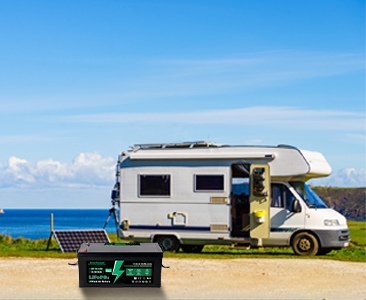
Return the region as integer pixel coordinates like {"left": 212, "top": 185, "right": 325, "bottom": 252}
{"left": 54, "top": 230, "right": 110, "bottom": 253}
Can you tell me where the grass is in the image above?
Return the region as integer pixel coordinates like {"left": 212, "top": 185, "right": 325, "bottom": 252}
{"left": 347, "top": 220, "right": 366, "bottom": 246}
{"left": 0, "top": 233, "right": 120, "bottom": 259}
{"left": 0, "top": 222, "right": 365, "bottom": 262}
{"left": 164, "top": 243, "right": 366, "bottom": 262}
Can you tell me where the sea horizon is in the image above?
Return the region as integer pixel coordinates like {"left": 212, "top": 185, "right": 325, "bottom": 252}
{"left": 0, "top": 208, "right": 120, "bottom": 240}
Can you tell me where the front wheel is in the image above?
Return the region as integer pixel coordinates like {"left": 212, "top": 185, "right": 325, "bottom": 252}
{"left": 291, "top": 232, "right": 319, "bottom": 256}
{"left": 155, "top": 235, "right": 180, "bottom": 252}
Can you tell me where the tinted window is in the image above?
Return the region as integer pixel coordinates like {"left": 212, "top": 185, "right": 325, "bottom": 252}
{"left": 271, "top": 184, "right": 295, "bottom": 209}
{"left": 139, "top": 175, "right": 170, "bottom": 196}
{"left": 196, "top": 175, "right": 224, "bottom": 191}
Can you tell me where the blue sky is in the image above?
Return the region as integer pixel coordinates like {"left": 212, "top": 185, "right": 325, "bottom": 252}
{"left": 0, "top": 0, "right": 365, "bottom": 208}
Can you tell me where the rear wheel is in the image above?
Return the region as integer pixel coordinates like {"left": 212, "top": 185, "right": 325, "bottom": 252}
{"left": 155, "top": 235, "right": 180, "bottom": 252}
{"left": 181, "top": 245, "right": 204, "bottom": 253}
{"left": 291, "top": 232, "right": 319, "bottom": 256}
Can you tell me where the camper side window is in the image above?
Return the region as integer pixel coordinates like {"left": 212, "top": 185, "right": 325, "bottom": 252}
{"left": 139, "top": 175, "right": 171, "bottom": 197}
{"left": 195, "top": 175, "right": 224, "bottom": 191}
{"left": 271, "top": 184, "right": 294, "bottom": 209}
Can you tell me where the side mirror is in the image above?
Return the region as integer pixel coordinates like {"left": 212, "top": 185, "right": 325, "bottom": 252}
{"left": 292, "top": 199, "right": 302, "bottom": 213}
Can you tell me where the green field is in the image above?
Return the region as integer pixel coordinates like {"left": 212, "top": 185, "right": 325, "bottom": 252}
{"left": 347, "top": 220, "right": 366, "bottom": 246}
{"left": 0, "top": 220, "right": 365, "bottom": 262}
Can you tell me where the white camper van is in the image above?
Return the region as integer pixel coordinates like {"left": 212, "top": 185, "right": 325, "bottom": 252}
{"left": 111, "top": 142, "right": 350, "bottom": 256}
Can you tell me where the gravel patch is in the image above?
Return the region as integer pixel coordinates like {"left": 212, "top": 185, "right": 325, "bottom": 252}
{"left": 0, "top": 257, "right": 365, "bottom": 299}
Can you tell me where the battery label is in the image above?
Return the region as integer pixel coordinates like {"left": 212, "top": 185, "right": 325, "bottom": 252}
{"left": 87, "top": 261, "right": 153, "bottom": 285}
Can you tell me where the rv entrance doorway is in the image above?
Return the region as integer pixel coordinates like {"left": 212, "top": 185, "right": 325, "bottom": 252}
{"left": 231, "top": 164, "right": 250, "bottom": 238}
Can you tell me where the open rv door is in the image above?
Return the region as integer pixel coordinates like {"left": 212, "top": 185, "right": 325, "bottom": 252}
{"left": 250, "top": 164, "right": 271, "bottom": 240}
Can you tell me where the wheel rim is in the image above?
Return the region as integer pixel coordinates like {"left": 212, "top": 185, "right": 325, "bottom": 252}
{"left": 162, "top": 238, "right": 174, "bottom": 250}
{"left": 298, "top": 237, "right": 312, "bottom": 251}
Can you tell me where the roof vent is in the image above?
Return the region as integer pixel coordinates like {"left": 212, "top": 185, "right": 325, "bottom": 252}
{"left": 131, "top": 141, "right": 227, "bottom": 150}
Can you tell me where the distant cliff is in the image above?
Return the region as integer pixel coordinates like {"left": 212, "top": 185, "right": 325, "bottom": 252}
{"left": 311, "top": 186, "right": 366, "bottom": 221}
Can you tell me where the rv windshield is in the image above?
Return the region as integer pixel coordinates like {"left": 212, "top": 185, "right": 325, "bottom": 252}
{"left": 290, "top": 182, "right": 328, "bottom": 209}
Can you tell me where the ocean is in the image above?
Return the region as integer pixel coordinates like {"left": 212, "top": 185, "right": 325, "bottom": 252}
{"left": 0, "top": 209, "right": 119, "bottom": 240}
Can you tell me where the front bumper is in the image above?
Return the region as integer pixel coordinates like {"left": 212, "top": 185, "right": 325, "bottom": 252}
{"left": 313, "top": 229, "right": 350, "bottom": 249}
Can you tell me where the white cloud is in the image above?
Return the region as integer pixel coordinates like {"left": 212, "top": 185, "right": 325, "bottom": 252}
{"left": 1, "top": 153, "right": 364, "bottom": 189}
{"left": 0, "top": 152, "right": 115, "bottom": 189}
{"left": 63, "top": 106, "right": 364, "bottom": 131}
{"left": 310, "top": 168, "right": 366, "bottom": 187}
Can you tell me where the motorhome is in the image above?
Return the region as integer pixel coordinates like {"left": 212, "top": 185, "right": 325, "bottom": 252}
{"left": 111, "top": 141, "right": 350, "bottom": 256}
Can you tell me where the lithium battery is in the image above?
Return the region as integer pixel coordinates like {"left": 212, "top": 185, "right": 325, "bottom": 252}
{"left": 77, "top": 242, "right": 164, "bottom": 287}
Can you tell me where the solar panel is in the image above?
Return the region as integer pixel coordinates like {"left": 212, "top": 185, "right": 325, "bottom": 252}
{"left": 54, "top": 229, "right": 110, "bottom": 253}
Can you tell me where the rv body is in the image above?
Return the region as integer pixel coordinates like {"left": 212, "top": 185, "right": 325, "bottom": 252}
{"left": 114, "top": 142, "right": 350, "bottom": 255}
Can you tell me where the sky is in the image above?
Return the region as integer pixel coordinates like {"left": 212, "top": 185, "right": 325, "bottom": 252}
{"left": 0, "top": 0, "right": 365, "bottom": 208}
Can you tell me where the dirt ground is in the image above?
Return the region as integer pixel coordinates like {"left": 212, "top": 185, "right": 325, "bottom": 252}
{"left": 0, "top": 257, "right": 365, "bottom": 300}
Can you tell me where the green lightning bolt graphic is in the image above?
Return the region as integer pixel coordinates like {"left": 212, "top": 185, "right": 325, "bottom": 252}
{"left": 112, "top": 260, "right": 124, "bottom": 284}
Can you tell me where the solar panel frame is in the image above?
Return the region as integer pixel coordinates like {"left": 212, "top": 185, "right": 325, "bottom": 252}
{"left": 54, "top": 229, "right": 110, "bottom": 253}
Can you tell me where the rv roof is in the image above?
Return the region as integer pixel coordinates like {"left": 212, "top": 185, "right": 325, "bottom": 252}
{"left": 132, "top": 141, "right": 227, "bottom": 150}
{"left": 123, "top": 142, "right": 331, "bottom": 180}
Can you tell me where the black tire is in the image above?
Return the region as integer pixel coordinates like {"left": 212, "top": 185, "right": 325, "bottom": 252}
{"left": 317, "top": 248, "right": 333, "bottom": 255}
{"left": 155, "top": 235, "right": 180, "bottom": 252}
{"left": 291, "top": 232, "right": 319, "bottom": 256}
{"left": 181, "top": 245, "right": 204, "bottom": 253}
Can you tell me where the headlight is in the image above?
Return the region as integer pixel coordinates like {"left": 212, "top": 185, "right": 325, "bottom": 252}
{"left": 324, "top": 219, "right": 340, "bottom": 226}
